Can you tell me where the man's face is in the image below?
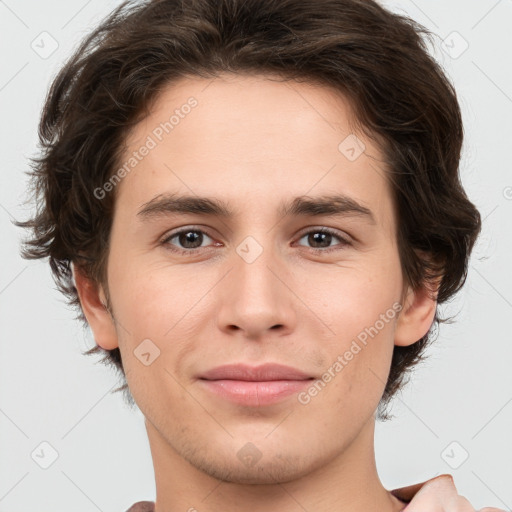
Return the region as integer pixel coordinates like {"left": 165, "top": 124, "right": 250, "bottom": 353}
{"left": 100, "top": 73, "right": 406, "bottom": 483}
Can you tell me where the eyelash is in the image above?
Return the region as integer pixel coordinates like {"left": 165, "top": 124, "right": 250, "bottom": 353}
{"left": 160, "top": 226, "right": 352, "bottom": 256}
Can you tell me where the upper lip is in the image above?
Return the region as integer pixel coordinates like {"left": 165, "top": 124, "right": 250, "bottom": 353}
{"left": 198, "top": 363, "right": 314, "bottom": 381}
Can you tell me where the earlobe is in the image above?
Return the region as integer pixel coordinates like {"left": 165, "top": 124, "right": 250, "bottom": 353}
{"left": 71, "top": 262, "right": 119, "bottom": 350}
{"left": 394, "top": 280, "right": 439, "bottom": 347}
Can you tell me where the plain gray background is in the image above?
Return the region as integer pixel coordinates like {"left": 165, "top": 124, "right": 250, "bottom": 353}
{"left": 0, "top": 1, "right": 511, "bottom": 511}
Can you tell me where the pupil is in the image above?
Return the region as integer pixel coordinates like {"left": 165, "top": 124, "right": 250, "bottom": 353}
{"left": 180, "top": 231, "right": 201, "bottom": 248}
{"left": 310, "top": 232, "right": 330, "bottom": 248}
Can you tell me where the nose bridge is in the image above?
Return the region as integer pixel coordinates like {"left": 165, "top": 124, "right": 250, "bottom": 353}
{"left": 216, "top": 231, "right": 296, "bottom": 337}
{"left": 234, "top": 232, "right": 284, "bottom": 310}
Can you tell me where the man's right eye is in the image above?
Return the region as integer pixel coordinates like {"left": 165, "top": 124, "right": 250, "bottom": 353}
{"left": 160, "top": 227, "right": 217, "bottom": 255}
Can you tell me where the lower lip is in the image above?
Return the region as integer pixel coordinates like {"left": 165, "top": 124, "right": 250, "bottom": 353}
{"left": 198, "top": 379, "right": 313, "bottom": 406}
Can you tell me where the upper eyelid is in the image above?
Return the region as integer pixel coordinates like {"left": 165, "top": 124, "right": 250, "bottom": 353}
{"left": 296, "top": 225, "right": 349, "bottom": 239}
{"left": 162, "top": 225, "right": 215, "bottom": 241}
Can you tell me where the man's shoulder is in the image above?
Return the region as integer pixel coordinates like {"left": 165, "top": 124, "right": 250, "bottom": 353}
{"left": 125, "top": 500, "right": 155, "bottom": 512}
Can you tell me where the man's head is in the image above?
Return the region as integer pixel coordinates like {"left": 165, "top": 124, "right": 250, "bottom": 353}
{"left": 19, "top": 0, "right": 480, "bottom": 438}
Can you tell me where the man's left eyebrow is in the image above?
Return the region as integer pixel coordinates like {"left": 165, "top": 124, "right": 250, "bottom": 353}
{"left": 137, "top": 193, "right": 376, "bottom": 224}
{"left": 279, "top": 194, "right": 376, "bottom": 224}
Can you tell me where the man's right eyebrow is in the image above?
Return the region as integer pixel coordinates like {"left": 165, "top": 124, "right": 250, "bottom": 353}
{"left": 137, "top": 194, "right": 234, "bottom": 219}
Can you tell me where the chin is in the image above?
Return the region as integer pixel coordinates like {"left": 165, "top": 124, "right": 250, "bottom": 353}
{"left": 197, "top": 458, "right": 314, "bottom": 485}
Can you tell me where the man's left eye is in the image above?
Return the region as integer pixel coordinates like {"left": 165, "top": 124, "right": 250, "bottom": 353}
{"left": 296, "top": 228, "right": 351, "bottom": 252}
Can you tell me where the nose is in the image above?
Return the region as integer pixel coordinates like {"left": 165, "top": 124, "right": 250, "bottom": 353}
{"left": 215, "top": 238, "right": 297, "bottom": 340}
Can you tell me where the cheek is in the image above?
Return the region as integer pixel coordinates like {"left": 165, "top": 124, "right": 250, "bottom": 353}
{"left": 311, "top": 252, "right": 402, "bottom": 381}
{"left": 312, "top": 256, "right": 401, "bottom": 333}
{"left": 108, "top": 253, "right": 204, "bottom": 335}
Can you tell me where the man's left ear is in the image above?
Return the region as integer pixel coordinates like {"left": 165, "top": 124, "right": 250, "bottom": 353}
{"left": 394, "top": 274, "right": 442, "bottom": 347}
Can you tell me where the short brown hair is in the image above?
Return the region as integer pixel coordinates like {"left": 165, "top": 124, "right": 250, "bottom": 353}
{"left": 17, "top": 0, "right": 481, "bottom": 419}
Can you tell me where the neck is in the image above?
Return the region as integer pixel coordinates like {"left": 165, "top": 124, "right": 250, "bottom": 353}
{"left": 145, "top": 414, "right": 406, "bottom": 512}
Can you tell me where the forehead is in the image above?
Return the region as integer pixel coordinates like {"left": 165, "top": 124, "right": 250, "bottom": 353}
{"left": 117, "top": 73, "right": 393, "bottom": 228}
{"left": 127, "top": 72, "right": 367, "bottom": 155}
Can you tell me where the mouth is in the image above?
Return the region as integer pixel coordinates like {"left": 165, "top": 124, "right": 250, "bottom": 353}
{"left": 198, "top": 362, "right": 314, "bottom": 381}
{"left": 197, "top": 363, "right": 315, "bottom": 407}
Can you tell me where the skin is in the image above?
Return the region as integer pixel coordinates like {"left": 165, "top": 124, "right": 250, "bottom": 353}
{"left": 74, "top": 73, "right": 447, "bottom": 512}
